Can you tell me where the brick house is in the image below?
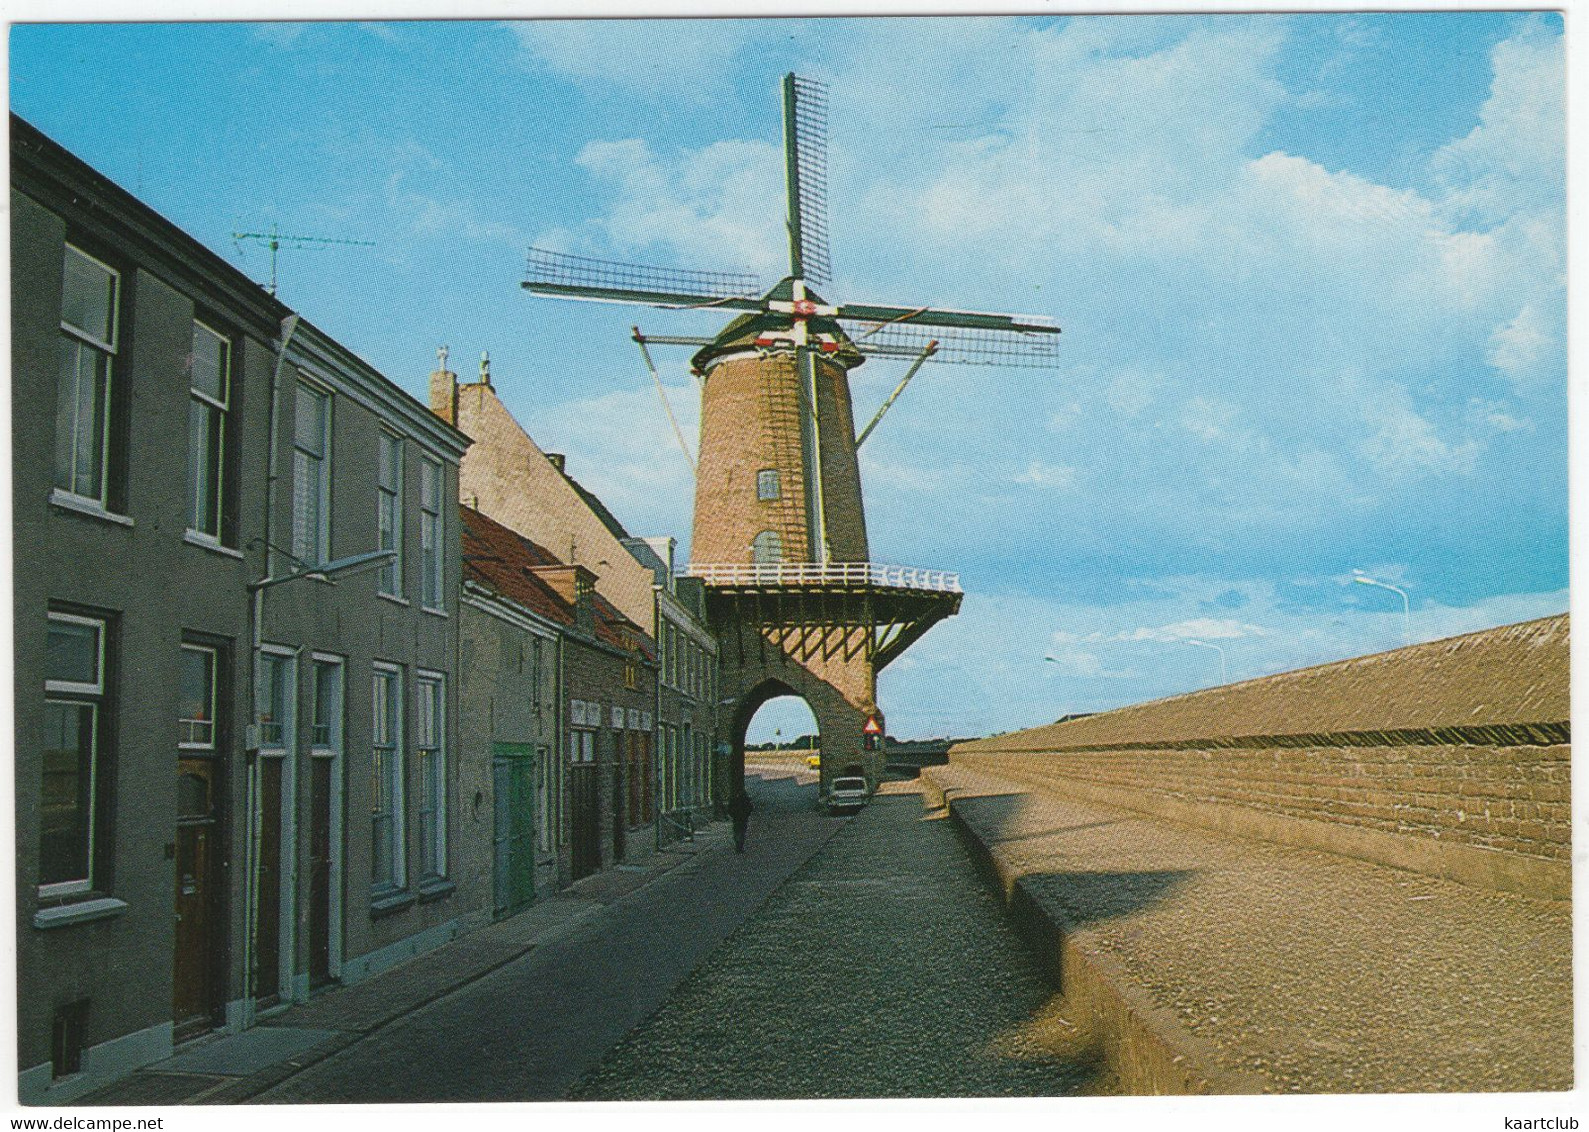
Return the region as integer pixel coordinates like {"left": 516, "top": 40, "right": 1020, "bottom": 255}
{"left": 460, "top": 506, "right": 657, "bottom": 886}
{"left": 11, "top": 115, "right": 475, "bottom": 1103}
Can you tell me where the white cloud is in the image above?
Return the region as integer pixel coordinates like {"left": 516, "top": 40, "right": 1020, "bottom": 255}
{"left": 1356, "top": 380, "right": 1479, "bottom": 478}
{"left": 1114, "top": 617, "right": 1267, "bottom": 643}
{"left": 558, "top": 137, "right": 784, "bottom": 275}
{"left": 1430, "top": 20, "right": 1565, "bottom": 227}
{"left": 1487, "top": 303, "right": 1555, "bottom": 383}
{"left": 507, "top": 19, "right": 757, "bottom": 100}
{"left": 1012, "top": 460, "right": 1076, "bottom": 490}
{"left": 880, "top": 571, "right": 1567, "bottom": 736}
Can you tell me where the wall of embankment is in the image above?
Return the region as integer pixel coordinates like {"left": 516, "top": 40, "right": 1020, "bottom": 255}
{"left": 950, "top": 614, "right": 1570, "bottom": 900}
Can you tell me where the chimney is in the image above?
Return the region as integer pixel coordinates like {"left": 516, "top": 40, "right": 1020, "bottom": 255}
{"left": 429, "top": 344, "right": 458, "bottom": 425}
{"left": 546, "top": 453, "right": 566, "bottom": 473}
{"left": 525, "top": 562, "right": 596, "bottom": 608}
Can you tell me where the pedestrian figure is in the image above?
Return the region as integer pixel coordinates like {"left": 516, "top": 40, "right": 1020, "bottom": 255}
{"left": 727, "top": 788, "right": 754, "bottom": 853}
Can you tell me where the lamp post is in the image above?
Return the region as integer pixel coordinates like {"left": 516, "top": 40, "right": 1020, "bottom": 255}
{"left": 1183, "top": 638, "right": 1227, "bottom": 685}
{"left": 1352, "top": 571, "right": 1411, "bottom": 646}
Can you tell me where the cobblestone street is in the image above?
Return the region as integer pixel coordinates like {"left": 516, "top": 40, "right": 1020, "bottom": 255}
{"left": 574, "top": 776, "right": 1112, "bottom": 1100}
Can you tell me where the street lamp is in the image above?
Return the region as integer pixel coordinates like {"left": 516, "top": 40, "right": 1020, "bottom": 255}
{"left": 1183, "top": 638, "right": 1227, "bottom": 684}
{"left": 1352, "top": 571, "right": 1411, "bottom": 646}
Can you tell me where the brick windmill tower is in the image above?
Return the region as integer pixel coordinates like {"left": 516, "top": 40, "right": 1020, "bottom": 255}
{"left": 524, "top": 74, "right": 1059, "bottom": 791}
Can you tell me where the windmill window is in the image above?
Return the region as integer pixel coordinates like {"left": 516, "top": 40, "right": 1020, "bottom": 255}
{"left": 756, "top": 469, "right": 781, "bottom": 501}
{"left": 752, "top": 530, "right": 782, "bottom": 564}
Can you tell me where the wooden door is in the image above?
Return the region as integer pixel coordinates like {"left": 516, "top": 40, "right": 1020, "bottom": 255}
{"left": 254, "top": 757, "right": 284, "bottom": 1006}
{"left": 307, "top": 757, "right": 333, "bottom": 988}
{"left": 611, "top": 761, "right": 626, "bottom": 861}
{"left": 570, "top": 765, "right": 600, "bottom": 880}
{"left": 174, "top": 759, "right": 222, "bottom": 1039}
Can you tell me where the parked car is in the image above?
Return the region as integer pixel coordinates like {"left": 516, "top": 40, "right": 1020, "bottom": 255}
{"left": 826, "top": 775, "right": 870, "bottom": 814}
{"left": 805, "top": 753, "right": 821, "bottom": 769}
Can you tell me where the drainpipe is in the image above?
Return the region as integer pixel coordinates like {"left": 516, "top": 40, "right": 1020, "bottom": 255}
{"left": 654, "top": 589, "right": 664, "bottom": 852}
{"left": 242, "top": 311, "right": 300, "bottom": 1025}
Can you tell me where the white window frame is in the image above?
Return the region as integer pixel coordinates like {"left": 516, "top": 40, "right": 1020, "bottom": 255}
{"left": 257, "top": 651, "right": 290, "bottom": 751}
{"left": 292, "top": 378, "right": 333, "bottom": 568}
{"left": 41, "top": 611, "right": 107, "bottom": 898}
{"left": 56, "top": 245, "right": 120, "bottom": 509}
{"left": 371, "top": 663, "right": 406, "bottom": 893}
{"left": 309, "top": 653, "right": 346, "bottom": 980}
{"left": 186, "top": 320, "right": 231, "bottom": 543}
{"left": 377, "top": 431, "right": 404, "bottom": 598}
{"left": 416, "top": 671, "right": 447, "bottom": 881}
{"left": 420, "top": 457, "right": 444, "bottom": 611}
{"left": 310, "top": 655, "right": 344, "bottom": 753}
{"left": 178, "top": 643, "right": 219, "bottom": 750}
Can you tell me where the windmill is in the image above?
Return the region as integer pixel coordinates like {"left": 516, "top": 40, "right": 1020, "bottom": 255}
{"left": 522, "top": 73, "right": 1061, "bottom": 791}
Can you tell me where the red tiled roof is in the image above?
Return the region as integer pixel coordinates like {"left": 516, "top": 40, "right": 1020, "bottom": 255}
{"left": 460, "top": 506, "right": 654, "bottom": 659}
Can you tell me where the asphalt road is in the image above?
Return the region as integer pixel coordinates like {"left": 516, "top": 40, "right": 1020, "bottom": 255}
{"left": 255, "top": 770, "right": 841, "bottom": 1103}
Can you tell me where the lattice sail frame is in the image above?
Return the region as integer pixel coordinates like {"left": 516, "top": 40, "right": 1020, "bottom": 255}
{"left": 841, "top": 320, "right": 1060, "bottom": 368}
{"left": 525, "top": 248, "right": 762, "bottom": 305}
{"left": 785, "top": 74, "right": 832, "bottom": 288}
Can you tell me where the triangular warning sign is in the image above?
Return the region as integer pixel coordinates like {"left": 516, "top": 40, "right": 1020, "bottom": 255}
{"left": 863, "top": 715, "right": 883, "bottom": 735}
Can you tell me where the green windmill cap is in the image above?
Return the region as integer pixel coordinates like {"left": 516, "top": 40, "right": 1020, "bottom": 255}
{"left": 691, "top": 277, "right": 866, "bottom": 374}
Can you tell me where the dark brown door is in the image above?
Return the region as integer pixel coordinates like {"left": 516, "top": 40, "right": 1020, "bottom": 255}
{"left": 612, "top": 761, "right": 626, "bottom": 861}
{"left": 570, "top": 765, "right": 599, "bottom": 879}
{"left": 174, "top": 759, "right": 222, "bottom": 1040}
{"left": 640, "top": 734, "right": 654, "bottom": 824}
{"left": 255, "top": 757, "right": 283, "bottom": 1006}
{"left": 307, "top": 757, "right": 333, "bottom": 988}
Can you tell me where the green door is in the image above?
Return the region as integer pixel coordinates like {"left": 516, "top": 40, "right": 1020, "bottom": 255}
{"left": 493, "top": 743, "right": 537, "bottom": 919}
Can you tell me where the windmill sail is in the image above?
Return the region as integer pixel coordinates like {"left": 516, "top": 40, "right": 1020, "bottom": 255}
{"left": 524, "top": 248, "right": 763, "bottom": 310}
{"left": 784, "top": 73, "right": 832, "bottom": 288}
{"left": 843, "top": 320, "right": 1062, "bottom": 368}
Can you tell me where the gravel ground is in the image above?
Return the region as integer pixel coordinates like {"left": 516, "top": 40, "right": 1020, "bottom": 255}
{"left": 938, "top": 764, "right": 1573, "bottom": 1094}
{"left": 573, "top": 783, "right": 1113, "bottom": 1100}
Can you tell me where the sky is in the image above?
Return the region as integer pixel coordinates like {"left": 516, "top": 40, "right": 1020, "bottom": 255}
{"left": 9, "top": 12, "right": 1569, "bottom": 743}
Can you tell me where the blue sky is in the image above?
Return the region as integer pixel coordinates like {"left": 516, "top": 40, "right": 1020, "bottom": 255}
{"left": 11, "top": 13, "right": 1567, "bottom": 742}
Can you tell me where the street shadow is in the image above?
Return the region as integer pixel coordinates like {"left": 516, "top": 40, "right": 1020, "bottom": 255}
{"left": 1018, "top": 868, "right": 1192, "bottom": 928}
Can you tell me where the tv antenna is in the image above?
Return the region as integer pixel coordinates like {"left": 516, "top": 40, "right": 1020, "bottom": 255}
{"left": 232, "top": 221, "right": 375, "bottom": 296}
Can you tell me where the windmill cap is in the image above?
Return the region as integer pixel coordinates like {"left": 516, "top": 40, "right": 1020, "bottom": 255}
{"left": 691, "top": 277, "right": 866, "bottom": 374}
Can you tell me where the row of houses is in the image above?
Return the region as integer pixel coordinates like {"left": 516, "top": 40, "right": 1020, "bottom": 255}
{"left": 12, "top": 114, "right": 725, "bottom": 1103}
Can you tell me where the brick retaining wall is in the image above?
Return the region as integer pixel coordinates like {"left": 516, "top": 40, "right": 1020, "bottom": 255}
{"left": 952, "top": 614, "right": 1569, "bottom": 899}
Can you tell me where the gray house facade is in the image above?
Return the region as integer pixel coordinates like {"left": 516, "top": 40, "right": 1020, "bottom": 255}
{"left": 12, "top": 115, "right": 473, "bottom": 1103}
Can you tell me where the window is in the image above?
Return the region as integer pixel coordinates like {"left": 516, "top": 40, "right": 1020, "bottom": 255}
{"left": 756, "top": 468, "right": 781, "bottom": 501}
{"left": 377, "top": 433, "right": 403, "bottom": 597}
{"left": 258, "top": 653, "right": 288, "bottom": 748}
{"left": 371, "top": 666, "right": 404, "bottom": 891}
{"left": 311, "top": 659, "right": 343, "bottom": 751}
{"left": 417, "top": 674, "right": 446, "bottom": 881}
{"left": 42, "top": 612, "right": 107, "bottom": 895}
{"left": 187, "top": 322, "right": 230, "bottom": 540}
{"left": 56, "top": 246, "right": 119, "bottom": 505}
{"left": 420, "top": 457, "right": 443, "bottom": 609}
{"left": 752, "top": 530, "right": 782, "bottom": 564}
{"left": 292, "top": 382, "right": 331, "bottom": 566}
{"left": 179, "top": 645, "right": 217, "bottom": 747}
